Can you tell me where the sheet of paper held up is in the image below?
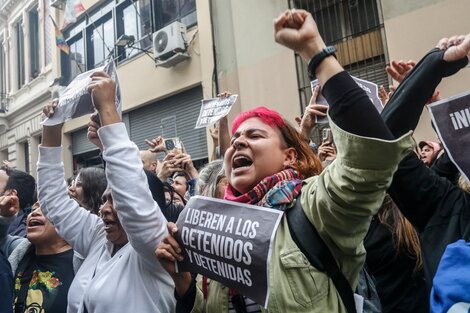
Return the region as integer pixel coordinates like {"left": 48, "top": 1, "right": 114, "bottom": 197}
{"left": 42, "top": 60, "right": 121, "bottom": 126}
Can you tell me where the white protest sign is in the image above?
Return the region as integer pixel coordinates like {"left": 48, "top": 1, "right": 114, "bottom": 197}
{"left": 429, "top": 90, "right": 470, "bottom": 183}
{"left": 175, "top": 196, "right": 283, "bottom": 308}
{"left": 195, "top": 95, "right": 238, "bottom": 129}
{"left": 311, "top": 76, "right": 383, "bottom": 123}
{"left": 42, "top": 60, "right": 121, "bottom": 126}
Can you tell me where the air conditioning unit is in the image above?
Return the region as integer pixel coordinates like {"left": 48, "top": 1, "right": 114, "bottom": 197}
{"left": 153, "top": 21, "right": 190, "bottom": 68}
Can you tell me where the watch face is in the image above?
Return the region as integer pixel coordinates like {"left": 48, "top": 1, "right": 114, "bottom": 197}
{"left": 326, "top": 46, "right": 337, "bottom": 54}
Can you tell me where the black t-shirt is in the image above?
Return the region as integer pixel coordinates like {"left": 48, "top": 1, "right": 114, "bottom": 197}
{"left": 14, "top": 249, "right": 74, "bottom": 313}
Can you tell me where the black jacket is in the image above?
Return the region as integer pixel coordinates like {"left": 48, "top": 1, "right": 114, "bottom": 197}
{"left": 381, "top": 48, "right": 470, "bottom": 290}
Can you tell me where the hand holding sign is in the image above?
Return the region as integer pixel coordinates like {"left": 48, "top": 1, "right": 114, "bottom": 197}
{"left": 195, "top": 94, "right": 238, "bottom": 129}
{"left": 87, "top": 71, "right": 121, "bottom": 126}
{"left": 155, "top": 222, "right": 193, "bottom": 296}
{"left": 42, "top": 60, "right": 121, "bottom": 126}
{"left": 174, "top": 196, "right": 284, "bottom": 307}
{"left": 87, "top": 113, "right": 103, "bottom": 150}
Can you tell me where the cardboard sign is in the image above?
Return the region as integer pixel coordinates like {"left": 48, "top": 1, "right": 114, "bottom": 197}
{"left": 42, "top": 60, "right": 121, "bottom": 126}
{"left": 195, "top": 95, "right": 238, "bottom": 129}
{"left": 311, "top": 76, "right": 383, "bottom": 123}
{"left": 175, "top": 196, "right": 284, "bottom": 307}
{"left": 429, "top": 91, "right": 470, "bottom": 183}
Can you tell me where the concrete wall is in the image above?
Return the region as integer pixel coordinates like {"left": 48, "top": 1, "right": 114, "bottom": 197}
{"left": 382, "top": 0, "right": 470, "bottom": 142}
{"left": 211, "top": 0, "right": 301, "bottom": 127}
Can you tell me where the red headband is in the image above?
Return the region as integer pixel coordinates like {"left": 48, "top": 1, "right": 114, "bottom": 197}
{"left": 231, "top": 106, "right": 286, "bottom": 135}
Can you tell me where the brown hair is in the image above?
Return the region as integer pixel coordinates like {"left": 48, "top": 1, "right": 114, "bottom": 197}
{"left": 278, "top": 119, "right": 323, "bottom": 179}
{"left": 378, "top": 195, "right": 422, "bottom": 273}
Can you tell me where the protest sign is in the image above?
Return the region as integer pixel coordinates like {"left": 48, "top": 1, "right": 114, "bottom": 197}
{"left": 429, "top": 90, "right": 470, "bottom": 183}
{"left": 311, "top": 76, "right": 383, "bottom": 123}
{"left": 42, "top": 60, "right": 121, "bottom": 126}
{"left": 175, "top": 196, "right": 284, "bottom": 307}
{"left": 195, "top": 95, "right": 238, "bottom": 129}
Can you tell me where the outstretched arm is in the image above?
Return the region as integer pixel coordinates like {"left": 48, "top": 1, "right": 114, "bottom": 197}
{"left": 89, "top": 72, "right": 169, "bottom": 269}
{"left": 382, "top": 38, "right": 469, "bottom": 138}
{"left": 275, "top": 9, "right": 393, "bottom": 140}
{"left": 39, "top": 102, "right": 103, "bottom": 257}
{"left": 381, "top": 35, "right": 470, "bottom": 229}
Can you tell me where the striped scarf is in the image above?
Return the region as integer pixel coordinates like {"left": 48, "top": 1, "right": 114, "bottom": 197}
{"left": 224, "top": 168, "right": 303, "bottom": 209}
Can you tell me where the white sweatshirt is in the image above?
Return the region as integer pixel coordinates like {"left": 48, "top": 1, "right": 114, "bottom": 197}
{"left": 37, "top": 123, "right": 175, "bottom": 313}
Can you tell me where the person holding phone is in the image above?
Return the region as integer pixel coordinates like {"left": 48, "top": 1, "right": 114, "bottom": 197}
{"left": 317, "top": 128, "right": 337, "bottom": 166}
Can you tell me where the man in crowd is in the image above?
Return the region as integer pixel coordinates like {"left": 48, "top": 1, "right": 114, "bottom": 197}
{"left": 0, "top": 166, "right": 37, "bottom": 237}
{"left": 140, "top": 150, "right": 162, "bottom": 175}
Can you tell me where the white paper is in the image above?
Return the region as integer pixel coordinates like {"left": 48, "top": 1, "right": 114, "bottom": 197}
{"left": 42, "top": 60, "right": 121, "bottom": 126}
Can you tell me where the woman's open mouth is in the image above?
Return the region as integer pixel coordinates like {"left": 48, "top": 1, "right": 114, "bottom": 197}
{"left": 103, "top": 220, "right": 118, "bottom": 231}
{"left": 232, "top": 155, "right": 253, "bottom": 174}
{"left": 27, "top": 218, "right": 45, "bottom": 230}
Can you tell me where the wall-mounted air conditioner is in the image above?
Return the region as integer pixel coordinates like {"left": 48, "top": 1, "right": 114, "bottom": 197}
{"left": 153, "top": 21, "right": 190, "bottom": 68}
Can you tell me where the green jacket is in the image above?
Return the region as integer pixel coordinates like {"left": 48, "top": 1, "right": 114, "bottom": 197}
{"left": 191, "top": 119, "right": 414, "bottom": 313}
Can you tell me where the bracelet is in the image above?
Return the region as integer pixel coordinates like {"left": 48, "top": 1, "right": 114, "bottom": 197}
{"left": 307, "top": 46, "right": 337, "bottom": 80}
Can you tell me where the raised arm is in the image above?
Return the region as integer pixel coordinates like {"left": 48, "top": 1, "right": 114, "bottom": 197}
{"left": 38, "top": 103, "right": 103, "bottom": 257}
{"left": 275, "top": 9, "right": 414, "bottom": 288}
{"left": 382, "top": 41, "right": 469, "bottom": 138}
{"left": 275, "top": 9, "right": 393, "bottom": 141}
{"left": 88, "top": 71, "right": 168, "bottom": 269}
{"left": 380, "top": 35, "right": 470, "bottom": 229}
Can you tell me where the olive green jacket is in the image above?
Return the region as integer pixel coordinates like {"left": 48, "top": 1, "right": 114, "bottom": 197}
{"left": 190, "top": 119, "right": 414, "bottom": 313}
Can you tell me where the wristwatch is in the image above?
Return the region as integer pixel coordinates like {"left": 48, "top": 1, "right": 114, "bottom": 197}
{"left": 308, "top": 46, "right": 337, "bottom": 80}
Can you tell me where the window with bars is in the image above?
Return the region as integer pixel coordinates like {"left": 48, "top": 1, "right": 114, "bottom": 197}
{"left": 292, "top": 0, "right": 389, "bottom": 108}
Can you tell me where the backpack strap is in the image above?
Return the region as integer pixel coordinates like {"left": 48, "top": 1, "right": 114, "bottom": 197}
{"left": 286, "top": 196, "right": 357, "bottom": 313}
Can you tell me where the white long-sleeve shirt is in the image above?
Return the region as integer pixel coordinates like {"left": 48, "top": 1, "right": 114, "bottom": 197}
{"left": 38, "top": 122, "right": 175, "bottom": 313}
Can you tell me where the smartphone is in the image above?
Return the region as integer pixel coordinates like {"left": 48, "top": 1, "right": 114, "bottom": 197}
{"left": 165, "top": 137, "right": 182, "bottom": 154}
{"left": 322, "top": 128, "right": 333, "bottom": 144}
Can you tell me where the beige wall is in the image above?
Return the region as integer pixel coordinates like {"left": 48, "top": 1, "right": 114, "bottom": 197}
{"left": 211, "top": 0, "right": 301, "bottom": 127}
{"left": 383, "top": 0, "right": 470, "bottom": 142}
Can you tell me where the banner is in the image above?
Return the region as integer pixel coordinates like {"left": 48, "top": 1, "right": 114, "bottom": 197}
{"left": 50, "top": 15, "right": 69, "bottom": 54}
{"left": 429, "top": 91, "right": 470, "bottom": 183}
{"left": 195, "top": 95, "right": 238, "bottom": 129}
{"left": 42, "top": 60, "right": 121, "bottom": 126}
{"left": 175, "top": 196, "right": 284, "bottom": 307}
{"left": 311, "top": 76, "right": 383, "bottom": 123}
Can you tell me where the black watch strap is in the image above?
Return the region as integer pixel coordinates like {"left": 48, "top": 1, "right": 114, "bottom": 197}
{"left": 308, "top": 46, "right": 337, "bottom": 80}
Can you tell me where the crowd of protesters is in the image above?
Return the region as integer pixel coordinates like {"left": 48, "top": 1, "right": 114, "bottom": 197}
{"left": 0, "top": 8, "right": 469, "bottom": 313}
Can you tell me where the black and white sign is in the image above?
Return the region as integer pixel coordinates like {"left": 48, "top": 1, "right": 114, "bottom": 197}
{"left": 175, "top": 196, "right": 283, "bottom": 307}
{"left": 311, "top": 76, "right": 383, "bottom": 123}
{"left": 43, "top": 60, "right": 121, "bottom": 126}
{"left": 429, "top": 90, "right": 470, "bottom": 183}
{"left": 195, "top": 95, "right": 238, "bottom": 129}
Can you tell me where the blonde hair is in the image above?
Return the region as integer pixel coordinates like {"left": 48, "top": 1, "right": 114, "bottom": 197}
{"left": 458, "top": 174, "right": 470, "bottom": 194}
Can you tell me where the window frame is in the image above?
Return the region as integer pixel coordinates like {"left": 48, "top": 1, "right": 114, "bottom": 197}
{"left": 28, "top": 5, "right": 40, "bottom": 80}
{"left": 15, "top": 19, "right": 25, "bottom": 89}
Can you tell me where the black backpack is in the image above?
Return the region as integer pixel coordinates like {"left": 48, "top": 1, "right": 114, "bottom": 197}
{"left": 286, "top": 197, "right": 382, "bottom": 313}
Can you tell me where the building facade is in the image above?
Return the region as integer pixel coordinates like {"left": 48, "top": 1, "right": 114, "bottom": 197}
{"left": 0, "top": 0, "right": 468, "bottom": 178}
